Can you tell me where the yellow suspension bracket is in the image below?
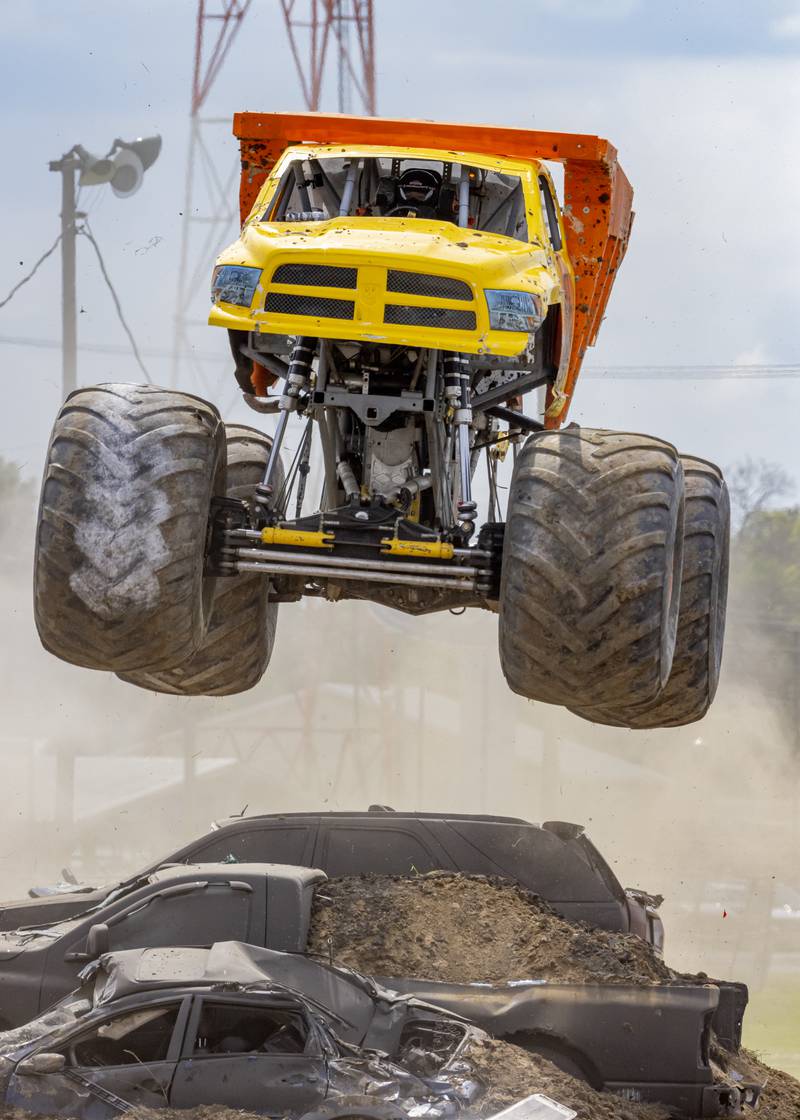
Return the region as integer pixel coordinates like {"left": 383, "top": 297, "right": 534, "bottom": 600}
{"left": 491, "top": 429, "right": 510, "bottom": 462}
{"left": 260, "top": 526, "right": 335, "bottom": 549}
{"left": 381, "top": 536, "right": 455, "bottom": 560}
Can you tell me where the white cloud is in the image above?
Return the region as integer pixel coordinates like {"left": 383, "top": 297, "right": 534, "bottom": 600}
{"left": 734, "top": 344, "right": 773, "bottom": 367}
{"left": 770, "top": 8, "right": 800, "bottom": 38}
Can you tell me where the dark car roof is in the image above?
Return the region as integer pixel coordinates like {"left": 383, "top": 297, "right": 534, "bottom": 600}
{"left": 212, "top": 809, "right": 534, "bottom": 829}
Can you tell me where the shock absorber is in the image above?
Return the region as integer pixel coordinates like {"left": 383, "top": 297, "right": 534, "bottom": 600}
{"left": 254, "top": 336, "right": 316, "bottom": 516}
{"left": 444, "top": 351, "right": 477, "bottom": 538}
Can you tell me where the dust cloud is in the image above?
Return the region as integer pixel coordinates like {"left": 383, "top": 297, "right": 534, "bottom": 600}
{"left": 0, "top": 442, "right": 798, "bottom": 1074}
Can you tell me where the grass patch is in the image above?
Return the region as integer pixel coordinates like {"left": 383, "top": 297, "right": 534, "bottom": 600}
{"left": 743, "top": 974, "right": 800, "bottom": 1077}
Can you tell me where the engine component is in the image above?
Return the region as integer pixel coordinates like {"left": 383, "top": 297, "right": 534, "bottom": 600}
{"left": 365, "top": 422, "right": 419, "bottom": 502}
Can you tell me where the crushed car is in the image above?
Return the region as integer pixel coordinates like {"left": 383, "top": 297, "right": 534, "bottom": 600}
{"left": 0, "top": 940, "right": 489, "bottom": 1119}
{"left": 1, "top": 809, "right": 664, "bottom": 952}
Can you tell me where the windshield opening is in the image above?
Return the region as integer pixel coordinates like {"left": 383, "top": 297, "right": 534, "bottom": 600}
{"left": 263, "top": 156, "right": 529, "bottom": 242}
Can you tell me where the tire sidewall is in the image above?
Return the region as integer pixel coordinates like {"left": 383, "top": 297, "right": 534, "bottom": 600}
{"left": 199, "top": 444, "right": 226, "bottom": 629}
{"left": 34, "top": 384, "right": 225, "bottom": 672}
{"left": 658, "top": 458, "right": 685, "bottom": 690}
{"left": 706, "top": 477, "right": 730, "bottom": 700}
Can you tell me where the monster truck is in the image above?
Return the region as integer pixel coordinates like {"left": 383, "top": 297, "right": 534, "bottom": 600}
{"left": 33, "top": 113, "right": 729, "bottom": 726}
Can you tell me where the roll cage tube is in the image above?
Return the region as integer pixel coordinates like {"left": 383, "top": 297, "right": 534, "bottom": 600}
{"left": 232, "top": 112, "right": 634, "bottom": 427}
{"left": 264, "top": 155, "right": 528, "bottom": 237}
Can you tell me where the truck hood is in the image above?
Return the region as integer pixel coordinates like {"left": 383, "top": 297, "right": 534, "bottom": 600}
{"left": 225, "top": 216, "right": 551, "bottom": 287}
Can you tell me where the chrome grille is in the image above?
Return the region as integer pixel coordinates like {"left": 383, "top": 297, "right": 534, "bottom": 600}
{"left": 387, "top": 271, "right": 472, "bottom": 301}
{"left": 384, "top": 306, "right": 477, "bottom": 330}
{"left": 265, "top": 293, "right": 354, "bottom": 319}
{"left": 272, "top": 263, "right": 357, "bottom": 289}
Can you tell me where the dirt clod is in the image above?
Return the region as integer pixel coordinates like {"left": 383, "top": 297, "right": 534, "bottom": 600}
{"left": 308, "top": 873, "right": 672, "bottom": 984}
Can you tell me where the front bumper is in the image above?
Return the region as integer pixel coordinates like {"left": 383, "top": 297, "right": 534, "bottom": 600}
{"left": 209, "top": 256, "right": 536, "bottom": 358}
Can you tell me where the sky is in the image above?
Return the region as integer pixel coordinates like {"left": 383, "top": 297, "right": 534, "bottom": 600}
{"left": 0, "top": 0, "right": 799, "bottom": 482}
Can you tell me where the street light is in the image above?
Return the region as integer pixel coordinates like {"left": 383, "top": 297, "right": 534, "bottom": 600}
{"left": 49, "top": 135, "right": 161, "bottom": 397}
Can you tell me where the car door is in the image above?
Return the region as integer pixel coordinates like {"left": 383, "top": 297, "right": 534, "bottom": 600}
{"left": 314, "top": 818, "right": 452, "bottom": 876}
{"left": 169, "top": 994, "right": 327, "bottom": 1115}
{"left": 40, "top": 880, "right": 259, "bottom": 1013}
{"left": 6, "top": 998, "right": 191, "bottom": 1118}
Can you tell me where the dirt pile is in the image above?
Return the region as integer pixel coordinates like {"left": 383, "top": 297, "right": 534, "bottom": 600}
{"left": 307, "top": 874, "right": 800, "bottom": 1118}
{"left": 467, "top": 1037, "right": 671, "bottom": 1119}
{"left": 308, "top": 872, "right": 672, "bottom": 984}
{"left": 714, "top": 1047, "right": 800, "bottom": 1120}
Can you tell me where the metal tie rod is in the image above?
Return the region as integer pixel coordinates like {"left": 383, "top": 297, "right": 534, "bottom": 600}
{"left": 234, "top": 558, "right": 479, "bottom": 592}
{"left": 228, "top": 547, "right": 483, "bottom": 580}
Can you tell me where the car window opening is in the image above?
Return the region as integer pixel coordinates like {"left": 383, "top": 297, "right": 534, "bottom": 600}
{"left": 264, "top": 156, "right": 529, "bottom": 242}
{"left": 193, "top": 1003, "right": 309, "bottom": 1056}
{"left": 69, "top": 1004, "right": 180, "bottom": 1068}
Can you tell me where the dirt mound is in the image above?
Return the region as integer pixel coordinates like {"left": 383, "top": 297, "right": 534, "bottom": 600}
{"left": 468, "top": 1037, "right": 671, "bottom": 1119}
{"left": 308, "top": 873, "right": 672, "bottom": 984}
{"left": 714, "top": 1047, "right": 800, "bottom": 1120}
{"left": 306, "top": 874, "right": 800, "bottom": 1118}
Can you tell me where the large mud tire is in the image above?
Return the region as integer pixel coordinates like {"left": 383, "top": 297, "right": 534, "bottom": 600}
{"left": 498, "top": 427, "right": 685, "bottom": 714}
{"left": 572, "top": 456, "right": 729, "bottom": 728}
{"left": 119, "top": 424, "right": 282, "bottom": 696}
{"left": 34, "top": 383, "right": 224, "bottom": 672}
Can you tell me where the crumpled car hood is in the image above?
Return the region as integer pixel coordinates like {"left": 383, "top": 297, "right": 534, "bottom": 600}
{"left": 327, "top": 1052, "right": 482, "bottom": 1119}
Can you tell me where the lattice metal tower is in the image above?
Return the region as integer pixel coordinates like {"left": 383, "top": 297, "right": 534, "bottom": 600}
{"left": 280, "top": 0, "right": 376, "bottom": 114}
{"left": 172, "top": 0, "right": 376, "bottom": 388}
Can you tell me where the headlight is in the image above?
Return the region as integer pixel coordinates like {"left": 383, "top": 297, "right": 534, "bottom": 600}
{"left": 211, "top": 265, "right": 261, "bottom": 307}
{"left": 485, "top": 289, "right": 541, "bottom": 332}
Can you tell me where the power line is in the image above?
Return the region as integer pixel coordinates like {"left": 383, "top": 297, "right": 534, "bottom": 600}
{"left": 78, "top": 221, "right": 152, "bottom": 384}
{"left": 584, "top": 364, "right": 800, "bottom": 381}
{"left": 1, "top": 335, "right": 796, "bottom": 382}
{"left": 0, "top": 234, "right": 63, "bottom": 310}
{"left": 0, "top": 334, "right": 224, "bottom": 364}
{"left": 0, "top": 329, "right": 797, "bottom": 383}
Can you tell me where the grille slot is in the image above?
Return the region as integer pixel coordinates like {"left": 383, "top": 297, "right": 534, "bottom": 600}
{"left": 272, "top": 263, "right": 358, "bottom": 289}
{"left": 266, "top": 293, "right": 354, "bottom": 319}
{"left": 386, "top": 271, "right": 472, "bottom": 301}
{"left": 384, "top": 305, "right": 476, "bottom": 331}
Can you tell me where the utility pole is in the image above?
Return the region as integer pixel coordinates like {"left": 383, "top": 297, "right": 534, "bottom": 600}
{"left": 49, "top": 154, "right": 84, "bottom": 400}
{"left": 49, "top": 136, "right": 160, "bottom": 400}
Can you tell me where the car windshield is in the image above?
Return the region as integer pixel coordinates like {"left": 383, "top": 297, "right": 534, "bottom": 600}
{"left": 263, "top": 155, "right": 529, "bottom": 241}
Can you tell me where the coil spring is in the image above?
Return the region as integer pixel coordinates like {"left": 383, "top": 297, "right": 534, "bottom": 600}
{"left": 457, "top": 498, "right": 478, "bottom": 533}
{"left": 282, "top": 336, "right": 316, "bottom": 405}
